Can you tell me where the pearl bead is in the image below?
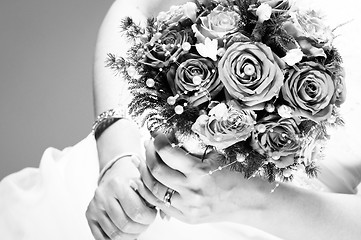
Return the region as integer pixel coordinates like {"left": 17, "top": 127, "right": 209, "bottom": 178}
{"left": 182, "top": 42, "right": 191, "bottom": 51}
{"left": 174, "top": 105, "right": 184, "bottom": 115}
{"left": 146, "top": 78, "right": 155, "bottom": 87}
{"left": 256, "top": 124, "right": 266, "bottom": 133}
{"left": 283, "top": 169, "right": 292, "bottom": 178}
{"left": 192, "top": 76, "right": 202, "bottom": 85}
{"left": 272, "top": 154, "right": 280, "bottom": 160}
{"left": 265, "top": 103, "right": 275, "bottom": 113}
{"left": 236, "top": 154, "right": 246, "bottom": 162}
{"left": 217, "top": 48, "right": 226, "bottom": 57}
{"left": 167, "top": 96, "right": 176, "bottom": 105}
{"left": 154, "top": 32, "right": 162, "bottom": 39}
{"left": 243, "top": 64, "right": 255, "bottom": 76}
{"left": 127, "top": 66, "right": 137, "bottom": 77}
{"left": 199, "top": 110, "right": 208, "bottom": 115}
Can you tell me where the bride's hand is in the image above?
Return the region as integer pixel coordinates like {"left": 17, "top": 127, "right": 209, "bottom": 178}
{"left": 86, "top": 156, "right": 157, "bottom": 240}
{"left": 135, "top": 133, "right": 271, "bottom": 224}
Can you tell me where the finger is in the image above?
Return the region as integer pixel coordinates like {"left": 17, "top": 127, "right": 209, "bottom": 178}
{"left": 88, "top": 221, "right": 111, "bottom": 240}
{"left": 134, "top": 175, "right": 183, "bottom": 212}
{"left": 97, "top": 213, "right": 138, "bottom": 240}
{"left": 115, "top": 184, "right": 157, "bottom": 225}
{"left": 152, "top": 134, "right": 201, "bottom": 174}
{"left": 134, "top": 179, "right": 184, "bottom": 219}
{"left": 144, "top": 140, "right": 186, "bottom": 189}
{"left": 106, "top": 198, "right": 149, "bottom": 234}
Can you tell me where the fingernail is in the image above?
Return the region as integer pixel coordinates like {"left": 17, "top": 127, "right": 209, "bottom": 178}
{"left": 160, "top": 210, "right": 165, "bottom": 220}
{"left": 159, "top": 210, "right": 171, "bottom": 221}
{"left": 129, "top": 179, "right": 138, "bottom": 191}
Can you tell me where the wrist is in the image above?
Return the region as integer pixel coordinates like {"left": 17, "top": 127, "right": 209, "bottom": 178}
{"left": 98, "top": 153, "right": 141, "bottom": 184}
{"left": 96, "top": 118, "right": 144, "bottom": 171}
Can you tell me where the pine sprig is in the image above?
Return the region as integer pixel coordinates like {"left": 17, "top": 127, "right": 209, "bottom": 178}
{"left": 233, "top": 0, "right": 257, "bottom": 33}
{"left": 105, "top": 53, "right": 127, "bottom": 75}
{"left": 305, "top": 163, "right": 319, "bottom": 178}
{"left": 120, "top": 17, "right": 144, "bottom": 40}
{"left": 223, "top": 141, "right": 266, "bottom": 179}
{"left": 324, "top": 47, "right": 344, "bottom": 75}
{"left": 264, "top": 163, "right": 277, "bottom": 182}
{"left": 146, "top": 17, "right": 157, "bottom": 36}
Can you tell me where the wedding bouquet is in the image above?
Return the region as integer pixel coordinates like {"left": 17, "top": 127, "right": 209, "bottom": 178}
{"left": 107, "top": 0, "right": 346, "bottom": 182}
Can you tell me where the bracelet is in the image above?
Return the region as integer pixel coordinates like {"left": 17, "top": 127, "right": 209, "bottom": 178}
{"left": 98, "top": 152, "right": 140, "bottom": 185}
{"left": 92, "top": 108, "right": 127, "bottom": 140}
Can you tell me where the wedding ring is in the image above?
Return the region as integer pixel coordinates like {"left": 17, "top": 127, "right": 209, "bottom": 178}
{"left": 163, "top": 188, "right": 175, "bottom": 207}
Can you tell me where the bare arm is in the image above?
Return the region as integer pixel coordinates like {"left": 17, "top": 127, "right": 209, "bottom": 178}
{"left": 93, "top": 0, "right": 147, "bottom": 169}
{"left": 247, "top": 181, "right": 361, "bottom": 240}
{"left": 137, "top": 133, "right": 361, "bottom": 240}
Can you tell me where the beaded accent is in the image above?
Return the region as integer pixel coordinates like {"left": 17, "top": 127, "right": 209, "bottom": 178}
{"left": 92, "top": 108, "right": 127, "bottom": 139}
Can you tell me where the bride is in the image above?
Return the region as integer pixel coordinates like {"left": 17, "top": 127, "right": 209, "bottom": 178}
{"left": 1, "top": 0, "right": 361, "bottom": 240}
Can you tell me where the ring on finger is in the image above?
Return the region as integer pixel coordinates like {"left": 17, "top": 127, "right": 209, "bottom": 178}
{"left": 163, "top": 188, "right": 176, "bottom": 207}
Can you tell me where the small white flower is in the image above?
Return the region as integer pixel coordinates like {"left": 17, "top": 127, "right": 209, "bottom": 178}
{"left": 282, "top": 48, "right": 304, "bottom": 66}
{"left": 256, "top": 3, "right": 272, "bottom": 23}
{"left": 195, "top": 37, "right": 218, "bottom": 61}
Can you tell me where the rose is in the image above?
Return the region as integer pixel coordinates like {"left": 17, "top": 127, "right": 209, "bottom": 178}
{"left": 193, "top": 5, "right": 240, "bottom": 42}
{"left": 218, "top": 41, "right": 284, "bottom": 110}
{"left": 250, "top": 116, "right": 301, "bottom": 168}
{"left": 157, "top": 2, "right": 197, "bottom": 25}
{"left": 192, "top": 102, "right": 256, "bottom": 149}
{"left": 143, "top": 26, "right": 193, "bottom": 68}
{"left": 167, "top": 53, "right": 223, "bottom": 106}
{"left": 281, "top": 62, "right": 344, "bottom": 121}
{"left": 283, "top": 11, "right": 334, "bottom": 58}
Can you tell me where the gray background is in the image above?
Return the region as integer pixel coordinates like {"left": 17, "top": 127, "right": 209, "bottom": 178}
{"left": 0, "top": 0, "right": 112, "bottom": 179}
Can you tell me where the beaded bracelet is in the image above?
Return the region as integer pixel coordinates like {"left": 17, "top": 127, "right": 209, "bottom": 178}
{"left": 92, "top": 108, "right": 127, "bottom": 140}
